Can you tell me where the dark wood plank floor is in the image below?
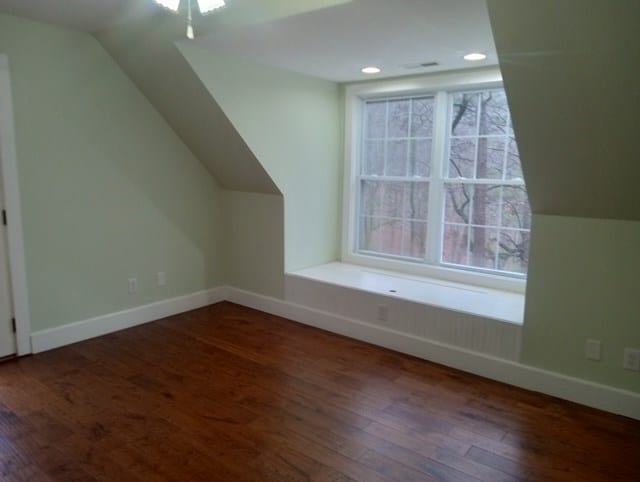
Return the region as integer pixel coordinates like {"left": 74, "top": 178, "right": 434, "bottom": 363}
{"left": 0, "top": 302, "right": 638, "bottom": 481}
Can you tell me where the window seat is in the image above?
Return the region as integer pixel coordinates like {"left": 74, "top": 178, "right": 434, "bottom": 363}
{"left": 288, "top": 262, "right": 524, "bottom": 325}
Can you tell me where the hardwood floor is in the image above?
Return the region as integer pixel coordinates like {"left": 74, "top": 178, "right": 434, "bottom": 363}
{"left": 0, "top": 302, "right": 638, "bottom": 481}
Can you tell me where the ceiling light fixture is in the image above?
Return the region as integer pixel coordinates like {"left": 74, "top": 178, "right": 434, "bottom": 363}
{"left": 154, "top": 0, "right": 226, "bottom": 39}
{"left": 361, "top": 67, "right": 381, "bottom": 74}
{"left": 463, "top": 52, "right": 487, "bottom": 61}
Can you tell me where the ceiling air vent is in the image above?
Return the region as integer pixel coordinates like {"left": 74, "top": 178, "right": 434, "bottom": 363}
{"left": 403, "top": 61, "right": 439, "bottom": 70}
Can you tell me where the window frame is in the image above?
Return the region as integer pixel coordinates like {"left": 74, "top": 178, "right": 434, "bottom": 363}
{"left": 342, "top": 68, "right": 528, "bottom": 293}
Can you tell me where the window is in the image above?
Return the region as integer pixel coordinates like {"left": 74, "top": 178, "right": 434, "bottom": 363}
{"left": 443, "top": 90, "right": 530, "bottom": 274}
{"left": 346, "top": 74, "right": 531, "bottom": 286}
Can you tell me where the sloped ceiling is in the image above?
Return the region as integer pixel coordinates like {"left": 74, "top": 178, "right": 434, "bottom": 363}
{"left": 96, "top": 14, "right": 279, "bottom": 194}
{"left": 93, "top": 0, "right": 351, "bottom": 194}
{"left": 487, "top": 0, "right": 640, "bottom": 221}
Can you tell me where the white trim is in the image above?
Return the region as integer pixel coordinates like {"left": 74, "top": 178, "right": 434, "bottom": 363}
{"left": 0, "top": 55, "right": 31, "bottom": 356}
{"left": 30, "top": 287, "right": 227, "bottom": 353}
{"left": 287, "top": 263, "right": 524, "bottom": 326}
{"left": 344, "top": 252, "right": 526, "bottom": 294}
{"left": 426, "top": 90, "right": 449, "bottom": 264}
{"left": 341, "top": 84, "right": 360, "bottom": 264}
{"left": 226, "top": 286, "right": 640, "bottom": 421}
{"left": 345, "top": 68, "right": 503, "bottom": 99}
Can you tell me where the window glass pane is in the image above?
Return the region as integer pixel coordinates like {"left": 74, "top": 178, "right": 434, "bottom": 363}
{"left": 501, "top": 186, "right": 532, "bottom": 230}
{"left": 444, "top": 183, "right": 471, "bottom": 224}
{"left": 471, "top": 184, "right": 501, "bottom": 227}
{"left": 381, "top": 220, "right": 404, "bottom": 256}
{"left": 358, "top": 180, "right": 429, "bottom": 259}
{"left": 403, "top": 221, "right": 427, "bottom": 258}
{"left": 411, "top": 97, "right": 434, "bottom": 137}
{"left": 363, "top": 140, "right": 385, "bottom": 175}
{"left": 366, "top": 101, "right": 386, "bottom": 139}
{"left": 477, "top": 137, "right": 505, "bottom": 180}
{"left": 442, "top": 88, "right": 530, "bottom": 275}
{"left": 409, "top": 139, "right": 431, "bottom": 177}
{"left": 442, "top": 224, "right": 468, "bottom": 265}
{"left": 479, "top": 90, "right": 509, "bottom": 135}
{"left": 497, "top": 229, "right": 529, "bottom": 274}
{"left": 403, "top": 182, "right": 429, "bottom": 220}
{"left": 381, "top": 182, "right": 404, "bottom": 218}
{"left": 451, "top": 93, "right": 479, "bottom": 136}
{"left": 360, "top": 180, "right": 383, "bottom": 216}
{"left": 505, "top": 137, "right": 523, "bottom": 180}
{"left": 386, "top": 140, "right": 408, "bottom": 176}
{"left": 388, "top": 99, "right": 410, "bottom": 138}
{"left": 468, "top": 226, "right": 499, "bottom": 270}
{"left": 359, "top": 216, "right": 381, "bottom": 252}
{"left": 448, "top": 138, "right": 476, "bottom": 178}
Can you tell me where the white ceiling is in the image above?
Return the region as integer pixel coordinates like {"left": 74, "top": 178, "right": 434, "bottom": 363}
{"left": 0, "top": 0, "right": 498, "bottom": 82}
{"left": 195, "top": 0, "right": 498, "bottom": 82}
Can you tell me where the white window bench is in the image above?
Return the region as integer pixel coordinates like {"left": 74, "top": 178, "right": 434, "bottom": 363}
{"left": 288, "top": 262, "right": 524, "bottom": 325}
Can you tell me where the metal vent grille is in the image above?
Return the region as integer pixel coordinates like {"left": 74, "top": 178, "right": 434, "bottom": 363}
{"left": 403, "top": 61, "right": 440, "bottom": 70}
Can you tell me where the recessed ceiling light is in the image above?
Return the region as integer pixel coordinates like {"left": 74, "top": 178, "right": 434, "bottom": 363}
{"left": 463, "top": 52, "right": 487, "bottom": 61}
{"left": 361, "top": 67, "right": 381, "bottom": 74}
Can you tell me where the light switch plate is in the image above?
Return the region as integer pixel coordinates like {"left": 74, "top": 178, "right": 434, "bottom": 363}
{"left": 623, "top": 348, "right": 640, "bottom": 371}
{"left": 585, "top": 339, "right": 601, "bottom": 361}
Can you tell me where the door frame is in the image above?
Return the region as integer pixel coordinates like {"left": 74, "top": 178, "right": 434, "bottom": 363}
{"left": 0, "top": 54, "right": 31, "bottom": 356}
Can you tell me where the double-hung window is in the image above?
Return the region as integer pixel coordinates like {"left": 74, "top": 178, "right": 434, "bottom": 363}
{"left": 345, "top": 73, "right": 531, "bottom": 288}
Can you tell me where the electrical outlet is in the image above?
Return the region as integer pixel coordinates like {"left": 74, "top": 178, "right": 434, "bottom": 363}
{"left": 623, "top": 348, "right": 640, "bottom": 371}
{"left": 377, "top": 305, "right": 388, "bottom": 322}
{"left": 585, "top": 339, "right": 601, "bottom": 361}
{"left": 157, "top": 271, "right": 166, "bottom": 287}
{"left": 128, "top": 277, "right": 137, "bottom": 294}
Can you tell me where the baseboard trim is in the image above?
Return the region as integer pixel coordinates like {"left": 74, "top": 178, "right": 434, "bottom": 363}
{"left": 27, "top": 284, "right": 640, "bottom": 420}
{"left": 30, "top": 287, "right": 227, "bottom": 353}
{"left": 226, "top": 287, "right": 640, "bottom": 421}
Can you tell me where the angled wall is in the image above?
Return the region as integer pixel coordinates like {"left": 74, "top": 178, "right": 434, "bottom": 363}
{"left": 221, "top": 191, "right": 284, "bottom": 298}
{"left": 95, "top": 16, "right": 278, "bottom": 195}
{"left": 488, "top": 0, "right": 640, "bottom": 220}
{"left": 488, "top": 0, "right": 640, "bottom": 392}
{"left": 94, "top": 0, "right": 351, "bottom": 195}
{"left": 0, "top": 14, "right": 224, "bottom": 331}
{"left": 95, "top": 2, "right": 348, "bottom": 296}
{"left": 179, "top": 44, "right": 342, "bottom": 276}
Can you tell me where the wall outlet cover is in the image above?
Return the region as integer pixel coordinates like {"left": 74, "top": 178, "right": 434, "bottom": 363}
{"left": 623, "top": 348, "right": 640, "bottom": 371}
{"left": 128, "top": 277, "right": 138, "bottom": 294}
{"left": 585, "top": 339, "right": 601, "bottom": 361}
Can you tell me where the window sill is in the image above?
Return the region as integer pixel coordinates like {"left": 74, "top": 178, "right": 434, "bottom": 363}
{"left": 344, "top": 252, "right": 527, "bottom": 294}
{"left": 288, "top": 262, "right": 524, "bottom": 325}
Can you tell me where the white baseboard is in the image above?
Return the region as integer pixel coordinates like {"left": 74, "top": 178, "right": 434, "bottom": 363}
{"left": 30, "top": 287, "right": 227, "bottom": 353}
{"left": 27, "top": 284, "right": 640, "bottom": 420}
{"left": 226, "top": 287, "right": 640, "bottom": 421}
